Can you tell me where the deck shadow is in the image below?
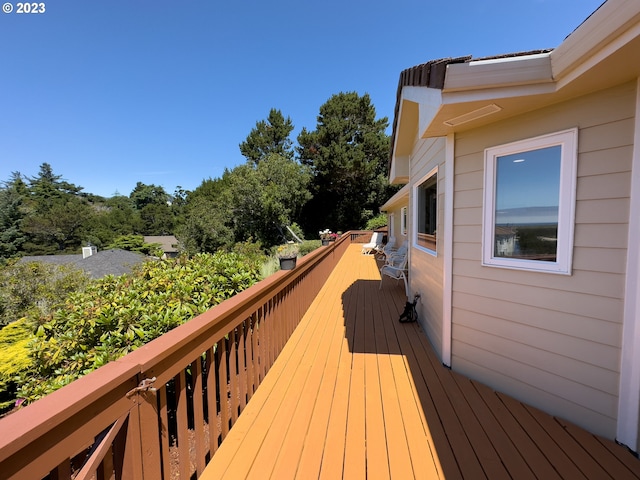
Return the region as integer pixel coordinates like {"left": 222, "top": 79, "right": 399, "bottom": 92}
{"left": 341, "top": 278, "right": 469, "bottom": 477}
{"left": 340, "top": 278, "right": 640, "bottom": 479}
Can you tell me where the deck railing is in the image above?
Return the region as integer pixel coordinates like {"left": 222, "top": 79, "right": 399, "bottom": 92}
{"left": 0, "top": 234, "right": 354, "bottom": 480}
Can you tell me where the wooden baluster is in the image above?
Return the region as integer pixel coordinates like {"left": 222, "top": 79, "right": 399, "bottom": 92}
{"left": 96, "top": 447, "right": 113, "bottom": 480}
{"left": 257, "top": 306, "right": 266, "bottom": 382}
{"left": 49, "top": 459, "right": 71, "bottom": 480}
{"left": 252, "top": 308, "right": 262, "bottom": 386}
{"left": 193, "top": 357, "right": 207, "bottom": 476}
{"left": 245, "top": 316, "right": 255, "bottom": 401}
{"left": 266, "top": 298, "right": 274, "bottom": 371}
{"left": 205, "top": 346, "right": 220, "bottom": 455}
{"left": 157, "top": 385, "right": 172, "bottom": 479}
{"left": 218, "top": 340, "right": 230, "bottom": 438}
{"left": 175, "top": 369, "right": 190, "bottom": 480}
{"left": 229, "top": 328, "right": 239, "bottom": 424}
{"left": 238, "top": 320, "right": 248, "bottom": 412}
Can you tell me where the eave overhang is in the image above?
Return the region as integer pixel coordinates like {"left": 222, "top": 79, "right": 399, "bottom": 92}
{"left": 388, "top": 0, "right": 640, "bottom": 171}
{"left": 380, "top": 183, "right": 409, "bottom": 212}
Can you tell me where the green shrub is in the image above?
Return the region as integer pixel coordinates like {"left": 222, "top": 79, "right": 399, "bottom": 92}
{"left": 365, "top": 213, "right": 387, "bottom": 231}
{"left": 231, "top": 239, "right": 268, "bottom": 268}
{"left": 18, "top": 252, "right": 262, "bottom": 402}
{"left": 0, "top": 318, "right": 34, "bottom": 410}
{"left": 260, "top": 256, "right": 280, "bottom": 278}
{"left": 0, "top": 262, "right": 89, "bottom": 328}
{"left": 299, "top": 240, "right": 321, "bottom": 256}
{"left": 287, "top": 223, "right": 305, "bottom": 242}
{"left": 106, "top": 234, "right": 163, "bottom": 257}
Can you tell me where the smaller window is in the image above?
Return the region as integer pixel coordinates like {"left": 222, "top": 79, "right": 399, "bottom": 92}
{"left": 401, "top": 207, "right": 407, "bottom": 236}
{"left": 414, "top": 168, "right": 438, "bottom": 253}
{"left": 483, "top": 129, "right": 577, "bottom": 274}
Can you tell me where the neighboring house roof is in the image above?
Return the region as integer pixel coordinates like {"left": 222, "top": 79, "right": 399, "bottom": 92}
{"left": 143, "top": 235, "right": 179, "bottom": 254}
{"left": 18, "top": 249, "right": 147, "bottom": 279}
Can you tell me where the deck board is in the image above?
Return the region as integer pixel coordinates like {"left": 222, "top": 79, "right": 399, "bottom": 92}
{"left": 201, "top": 244, "right": 640, "bottom": 479}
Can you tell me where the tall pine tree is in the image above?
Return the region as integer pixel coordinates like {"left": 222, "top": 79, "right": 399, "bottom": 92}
{"left": 239, "top": 109, "right": 295, "bottom": 164}
{"left": 297, "top": 92, "right": 391, "bottom": 233}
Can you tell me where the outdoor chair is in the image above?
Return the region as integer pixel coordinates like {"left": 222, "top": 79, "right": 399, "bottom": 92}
{"left": 375, "top": 237, "right": 396, "bottom": 259}
{"left": 361, "top": 231, "right": 383, "bottom": 254}
{"left": 379, "top": 250, "right": 409, "bottom": 296}
{"left": 383, "top": 241, "right": 407, "bottom": 266}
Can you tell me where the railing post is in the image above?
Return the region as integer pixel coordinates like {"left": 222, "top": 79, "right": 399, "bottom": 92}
{"left": 123, "top": 375, "right": 161, "bottom": 480}
{"left": 137, "top": 389, "right": 162, "bottom": 479}
{"left": 113, "top": 406, "right": 143, "bottom": 480}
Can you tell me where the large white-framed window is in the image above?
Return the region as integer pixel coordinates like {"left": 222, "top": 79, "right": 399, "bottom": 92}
{"left": 400, "top": 207, "right": 407, "bottom": 236}
{"left": 413, "top": 166, "right": 438, "bottom": 255}
{"left": 482, "top": 128, "right": 577, "bottom": 274}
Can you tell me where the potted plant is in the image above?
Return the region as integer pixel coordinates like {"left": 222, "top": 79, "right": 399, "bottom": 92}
{"left": 319, "top": 229, "right": 332, "bottom": 246}
{"left": 276, "top": 243, "right": 299, "bottom": 270}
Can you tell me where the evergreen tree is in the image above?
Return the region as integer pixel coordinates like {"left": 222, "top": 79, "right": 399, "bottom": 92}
{"left": 21, "top": 164, "right": 92, "bottom": 254}
{"left": 28, "top": 163, "right": 83, "bottom": 205}
{"left": 227, "top": 154, "right": 311, "bottom": 246}
{"left": 129, "top": 183, "right": 173, "bottom": 234}
{"left": 0, "top": 173, "right": 28, "bottom": 262}
{"left": 239, "top": 109, "right": 295, "bottom": 164}
{"left": 297, "top": 92, "right": 391, "bottom": 232}
{"left": 86, "top": 195, "right": 143, "bottom": 248}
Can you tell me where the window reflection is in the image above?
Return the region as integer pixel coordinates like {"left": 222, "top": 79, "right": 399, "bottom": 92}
{"left": 417, "top": 172, "right": 437, "bottom": 251}
{"left": 494, "top": 145, "right": 561, "bottom": 261}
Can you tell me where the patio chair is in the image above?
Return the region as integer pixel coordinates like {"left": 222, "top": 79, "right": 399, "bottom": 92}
{"left": 375, "top": 237, "right": 396, "bottom": 259}
{"left": 361, "top": 231, "right": 383, "bottom": 254}
{"left": 379, "top": 250, "right": 409, "bottom": 296}
{"left": 383, "top": 241, "right": 407, "bottom": 266}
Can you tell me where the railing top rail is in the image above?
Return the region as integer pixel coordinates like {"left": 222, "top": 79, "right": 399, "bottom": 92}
{"left": 0, "top": 232, "right": 353, "bottom": 470}
{"left": 0, "top": 360, "right": 139, "bottom": 458}
{"left": 126, "top": 232, "right": 350, "bottom": 380}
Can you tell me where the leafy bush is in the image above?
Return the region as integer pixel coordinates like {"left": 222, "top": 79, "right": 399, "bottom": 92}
{"left": 231, "top": 239, "right": 268, "bottom": 267}
{"left": 287, "top": 223, "right": 305, "bottom": 241}
{"left": 299, "top": 240, "right": 321, "bottom": 256}
{"left": 106, "top": 234, "right": 163, "bottom": 257}
{"left": 18, "top": 252, "right": 262, "bottom": 402}
{"left": 0, "top": 262, "right": 89, "bottom": 328}
{"left": 365, "top": 213, "right": 387, "bottom": 230}
{"left": 260, "top": 256, "right": 280, "bottom": 278}
{"left": 0, "top": 318, "right": 34, "bottom": 411}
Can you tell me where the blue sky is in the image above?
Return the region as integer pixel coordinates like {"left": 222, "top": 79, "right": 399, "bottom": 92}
{"left": 1, "top": 0, "right": 604, "bottom": 198}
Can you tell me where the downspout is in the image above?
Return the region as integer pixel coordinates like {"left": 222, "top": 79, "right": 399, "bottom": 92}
{"left": 442, "top": 133, "right": 455, "bottom": 367}
{"left": 617, "top": 78, "right": 640, "bottom": 453}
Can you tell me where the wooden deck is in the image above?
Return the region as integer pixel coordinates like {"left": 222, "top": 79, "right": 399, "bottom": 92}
{"left": 201, "top": 244, "right": 640, "bottom": 479}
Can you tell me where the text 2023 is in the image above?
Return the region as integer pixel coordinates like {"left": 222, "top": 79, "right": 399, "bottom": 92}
{"left": 16, "top": 2, "right": 45, "bottom": 13}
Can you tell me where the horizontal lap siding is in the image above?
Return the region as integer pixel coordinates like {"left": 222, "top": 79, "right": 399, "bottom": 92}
{"left": 450, "top": 81, "right": 636, "bottom": 439}
{"left": 410, "top": 138, "right": 446, "bottom": 357}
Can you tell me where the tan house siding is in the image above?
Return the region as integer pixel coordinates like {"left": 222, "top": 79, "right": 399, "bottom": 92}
{"left": 409, "top": 137, "right": 446, "bottom": 357}
{"left": 449, "top": 81, "right": 636, "bottom": 438}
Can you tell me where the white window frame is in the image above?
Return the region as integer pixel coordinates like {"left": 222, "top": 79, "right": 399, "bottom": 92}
{"left": 413, "top": 166, "right": 438, "bottom": 256}
{"left": 400, "top": 206, "right": 407, "bottom": 236}
{"left": 482, "top": 128, "right": 578, "bottom": 274}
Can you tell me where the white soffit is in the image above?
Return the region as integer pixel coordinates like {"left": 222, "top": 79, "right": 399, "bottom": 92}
{"left": 551, "top": 0, "right": 640, "bottom": 84}
{"left": 401, "top": 86, "right": 443, "bottom": 135}
{"left": 391, "top": 86, "right": 443, "bottom": 181}
{"left": 380, "top": 183, "right": 410, "bottom": 211}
